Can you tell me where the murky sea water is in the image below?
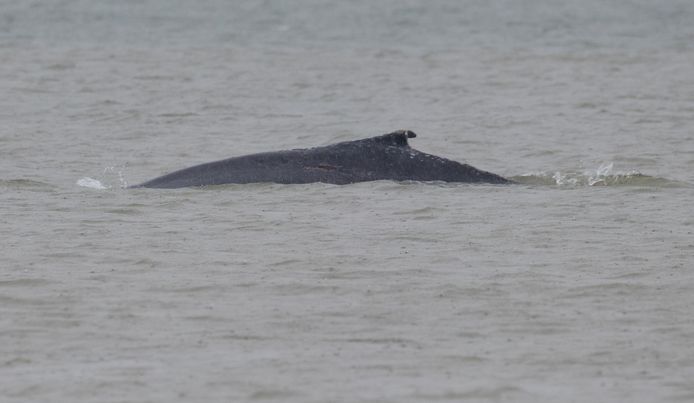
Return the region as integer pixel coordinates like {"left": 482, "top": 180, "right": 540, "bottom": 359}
{"left": 2, "top": 1, "right": 694, "bottom": 402}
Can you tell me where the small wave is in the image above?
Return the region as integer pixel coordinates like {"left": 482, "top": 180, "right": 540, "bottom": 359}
{"left": 0, "top": 179, "right": 52, "bottom": 189}
{"left": 511, "top": 163, "right": 688, "bottom": 188}
{"left": 76, "top": 177, "right": 109, "bottom": 189}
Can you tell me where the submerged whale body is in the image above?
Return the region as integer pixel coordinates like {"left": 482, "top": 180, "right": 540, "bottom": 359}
{"left": 132, "top": 130, "right": 511, "bottom": 188}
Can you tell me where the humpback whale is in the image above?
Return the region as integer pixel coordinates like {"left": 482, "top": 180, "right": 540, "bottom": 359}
{"left": 131, "top": 130, "right": 511, "bottom": 188}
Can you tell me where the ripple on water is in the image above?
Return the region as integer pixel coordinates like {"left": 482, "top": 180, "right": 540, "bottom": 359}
{"left": 511, "top": 172, "right": 690, "bottom": 188}
{"left": 0, "top": 179, "right": 54, "bottom": 190}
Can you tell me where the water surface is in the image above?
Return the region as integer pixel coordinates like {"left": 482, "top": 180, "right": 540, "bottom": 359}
{"left": 2, "top": 1, "right": 694, "bottom": 402}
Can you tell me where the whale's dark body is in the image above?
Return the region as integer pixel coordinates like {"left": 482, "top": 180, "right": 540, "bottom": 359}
{"left": 132, "top": 130, "right": 511, "bottom": 188}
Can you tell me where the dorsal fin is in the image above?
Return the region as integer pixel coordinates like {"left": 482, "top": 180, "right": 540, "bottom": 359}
{"left": 373, "top": 130, "right": 417, "bottom": 147}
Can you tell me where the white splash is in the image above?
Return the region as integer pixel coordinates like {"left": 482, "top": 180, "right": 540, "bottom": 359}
{"left": 76, "top": 177, "right": 109, "bottom": 190}
{"left": 552, "top": 171, "right": 578, "bottom": 186}
{"left": 103, "top": 165, "right": 129, "bottom": 188}
{"left": 588, "top": 162, "right": 614, "bottom": 186}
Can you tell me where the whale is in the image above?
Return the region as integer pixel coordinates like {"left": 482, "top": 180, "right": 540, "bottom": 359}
{"left": 130, "top": 130, "right": 512, "bottom": 188}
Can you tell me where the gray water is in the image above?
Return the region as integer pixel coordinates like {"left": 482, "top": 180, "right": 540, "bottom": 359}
{"left": 2, "top": 1, "right": 694, "bottom": 402}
